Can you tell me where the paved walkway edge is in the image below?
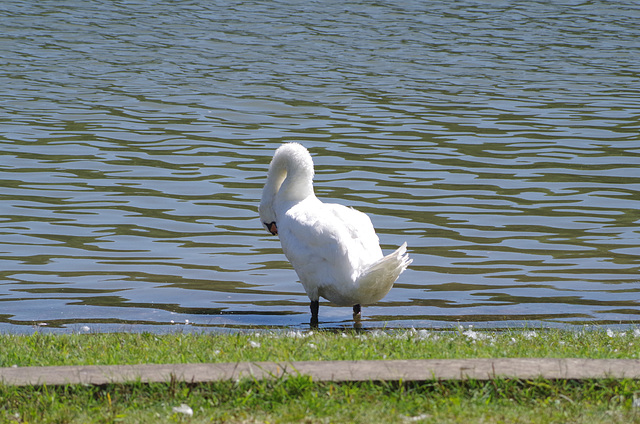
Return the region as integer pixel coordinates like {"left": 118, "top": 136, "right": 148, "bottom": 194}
{"left": 2, "top": 358, "right": 640, "bottom": 386}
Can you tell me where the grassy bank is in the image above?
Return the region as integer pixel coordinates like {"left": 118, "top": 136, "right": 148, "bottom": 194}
{"left": 2, "top": 327, "right": 639, "bottom": 367}
{"left": 1, "top": 328, "right": 640, "bottom": 423}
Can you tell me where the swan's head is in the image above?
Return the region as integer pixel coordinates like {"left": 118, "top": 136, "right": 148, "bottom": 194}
{"left": 259, "top": 143, "right": 315, "bottom": 235}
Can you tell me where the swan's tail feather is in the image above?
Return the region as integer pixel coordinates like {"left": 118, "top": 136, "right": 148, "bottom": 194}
{"left": 354, "top": 242, "right": 412, "bottom": 305}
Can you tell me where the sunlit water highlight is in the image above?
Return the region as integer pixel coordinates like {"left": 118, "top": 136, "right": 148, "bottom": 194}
{"left": 1, "top": 0, "right": 639, "bottom": 332}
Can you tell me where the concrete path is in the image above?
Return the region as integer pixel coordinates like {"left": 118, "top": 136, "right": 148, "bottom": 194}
{"left": 2, "top": 358, "right": 640, "bottom": 386}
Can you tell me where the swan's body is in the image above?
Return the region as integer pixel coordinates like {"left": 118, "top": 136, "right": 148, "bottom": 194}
{"left": 259, "top": 143, "right": 412, "bottom": 324}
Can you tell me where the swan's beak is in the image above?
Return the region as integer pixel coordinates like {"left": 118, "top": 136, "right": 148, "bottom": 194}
{"left": 265, "top": 221, "right": 278, "bottom": 235}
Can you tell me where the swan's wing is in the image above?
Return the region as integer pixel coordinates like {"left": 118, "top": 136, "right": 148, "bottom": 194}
{"left": 277, "top": 199, "right": 383, "bottom": 302}
{"left": 327, "top": 203, "right": 379, "bottom": 244}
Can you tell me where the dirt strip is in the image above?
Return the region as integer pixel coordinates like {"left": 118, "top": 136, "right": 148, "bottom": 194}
{"left": 2, "top": 358, "right": 640, "bottom": 386}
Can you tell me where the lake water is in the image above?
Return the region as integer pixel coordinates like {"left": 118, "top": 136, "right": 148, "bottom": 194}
{"left": 1, "top": 0, "right": 639, "bottom": 333}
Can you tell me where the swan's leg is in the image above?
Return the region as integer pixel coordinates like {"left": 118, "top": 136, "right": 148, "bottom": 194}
{"left": 310, "top": 300, "right": 319, "bottom": 327}
{"left": 353, "top": 304, "right": 361, "bottom": 321}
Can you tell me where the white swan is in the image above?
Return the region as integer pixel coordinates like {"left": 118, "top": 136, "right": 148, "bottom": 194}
{"left": 259, "top": 143, "right": 412, "bottom": 324}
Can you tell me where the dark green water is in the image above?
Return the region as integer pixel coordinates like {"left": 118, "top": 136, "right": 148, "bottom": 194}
{"left": 1, "top": 0, "right": 639, "bottom": 331}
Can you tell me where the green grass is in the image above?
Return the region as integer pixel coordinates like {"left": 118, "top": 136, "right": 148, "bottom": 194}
{"left": 2, "top": 327, "right": 639, "bottom": 367}
{"left": 2, "top": 376, "right": 640, "bottom": 423}
{"left": 1, "top": 327, "right": 640, "bottom": 423}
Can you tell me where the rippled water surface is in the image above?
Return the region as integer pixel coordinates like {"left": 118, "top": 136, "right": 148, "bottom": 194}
{"left": 1, "top": 0, "right": 639, "bottom": 332}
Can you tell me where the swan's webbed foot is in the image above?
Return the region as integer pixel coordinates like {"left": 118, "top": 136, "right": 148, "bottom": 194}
{"left": 352, "top": 304, "right": 361, "bottom": 321}
{"left": 310, "top": 300, "right": 319, "bottom": 328}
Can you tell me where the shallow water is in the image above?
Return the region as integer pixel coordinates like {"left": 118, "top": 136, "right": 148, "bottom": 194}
{"left": 1, "top": 0, "right": 639, "bottom": 332}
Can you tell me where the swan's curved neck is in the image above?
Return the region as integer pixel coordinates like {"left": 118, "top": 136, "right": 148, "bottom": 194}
{"left": 267, "top": 147, "right": 315, "bottom": 203}
{"left": 260, "top": 143, "right": 316, "bottom": 227}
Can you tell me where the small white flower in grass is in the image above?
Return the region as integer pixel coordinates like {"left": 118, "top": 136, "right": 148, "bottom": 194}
{"left": 172, "top": 404, "right": 193, "bottom": 417}
{"left": 416, "top": 329, "right": 431, "bottom": 340}
{"left": 286, "top": 330, "right": 313, "bottom": 338}
{"left": 308, "top": 343, "right": 317, "bottom": 349}
{"left": 403, "top": 413, "right": 430, "bottom": 422}
{"left": 462, "top": 328, "right": 495, "bottom": 342}
{"left": 605, "top": 329, "right": 626, "bottom": 337}
{"left": 523, "top": 331, "right": 538, "bottom": 340}
{"left": 463, "top": 329, "right": 479, "bottom": 340}
{"left": 249, "top": 340, "right": 261, "bottom": 348}
{"left": 633, "top": 329, "right": 640, "bottom": 338}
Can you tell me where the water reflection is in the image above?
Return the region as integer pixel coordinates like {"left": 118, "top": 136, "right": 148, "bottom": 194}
{"left": 1, "top": 0, "right": 639, "bottom": 332}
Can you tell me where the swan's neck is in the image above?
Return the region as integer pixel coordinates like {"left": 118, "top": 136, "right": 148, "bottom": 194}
{"left": 268, "top": 154, "right": 314, "bottom": 203}
{"left": 260, "top": 144, "right": 315, "bottom": 226}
